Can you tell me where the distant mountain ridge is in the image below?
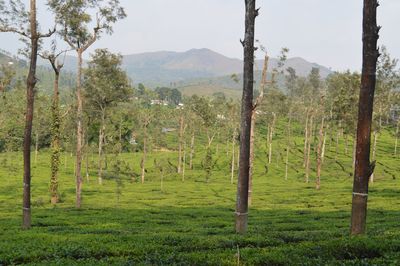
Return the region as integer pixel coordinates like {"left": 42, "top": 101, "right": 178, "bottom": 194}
{"left": 36, "top": 48, "right": 332, "bottom": 87}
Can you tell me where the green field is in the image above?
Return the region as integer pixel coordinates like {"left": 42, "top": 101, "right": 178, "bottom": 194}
{"left": 1, "top": 123, "right": 400, "bottom": 265}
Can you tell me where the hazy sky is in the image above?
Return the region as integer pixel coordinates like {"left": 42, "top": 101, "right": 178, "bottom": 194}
{"left": 2, "top": 0, "right": 400, "bottom": 71}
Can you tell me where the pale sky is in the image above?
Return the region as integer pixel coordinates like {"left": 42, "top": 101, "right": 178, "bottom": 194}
{"left": 1, "top": 0, "right": 400, "bottom": 71}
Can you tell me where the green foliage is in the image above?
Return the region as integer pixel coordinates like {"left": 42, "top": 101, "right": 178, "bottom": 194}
{"left": 84, "top": 49, "right": 132, "bottom": 111}
{"left": 327, "top": 71, "right": 360, "bottom": 133}
{"left": 48, "top": 0, "right": 126, "bottom": 48}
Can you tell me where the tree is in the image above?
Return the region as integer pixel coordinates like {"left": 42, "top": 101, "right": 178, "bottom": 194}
{"left": 0, "top": 63, "right": 15, "bottom": 93}
{"left": 84, "top": 49, "right": 131, "bottom": 184}
{"left": 235, "top": 0, "right": 257, "bottom": 234}
{"left": 0, "top": 0, "right": 55, "bottom": 229}
{"left": 49, "top": 0, "right": 126, "bottom": 208}
{"left": 350, "top": 0, "right": 380, "bottom": 235}
{"left": 39, "top": 46, "right": 69, "bottom": 204}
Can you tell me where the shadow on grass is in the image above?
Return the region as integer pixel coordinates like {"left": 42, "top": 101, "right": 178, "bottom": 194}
{"left": 1, "top": 206, "right": 400, "bottom": 265}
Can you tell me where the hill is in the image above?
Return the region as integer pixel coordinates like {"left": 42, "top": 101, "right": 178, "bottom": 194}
{"left": 35, "top": 48, "right": 332, "bottom": 87}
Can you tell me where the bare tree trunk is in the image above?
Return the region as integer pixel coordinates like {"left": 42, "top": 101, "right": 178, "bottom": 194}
{"left": 350, "top": 0, "right": 379, "bottom": 235}
{"left": 305, "top": 114, "right": 314, "bottom": 183}
{"left": 268, "top": 113, "right": 276, "bottom": 164}
{"left": 316, "top": 117, "right": 324, "bottom": 190}
{"left": 182, "top": 142, "right": 186, "bottom": 182}
{"left": 75, "top": 50, "right": 84, "bottom": 208}
{"left": 22, "top": 0, "right": 39, "bottom": 229}
{"left": 321, "top": 126, "right": 327, "bottom": 163}
{"left": 303, "top": 109, "right": 310, "bottom": 167}
{"left": 189, "top": 131, "right": 195, "bottom": 170}
{"left": 235, "top": 0, "right": 256, "bottom": 234}
{"left": 98, "top": 109, "right": 105, "bottom": 185}
{"left": 285, "top": 113, "right": 292, "bottom": 180}
{"left": 248, "top": 111, "right": 256, "bottom": 206}
{"left": 177, "top": 115, "right": 184, "bottom": 173}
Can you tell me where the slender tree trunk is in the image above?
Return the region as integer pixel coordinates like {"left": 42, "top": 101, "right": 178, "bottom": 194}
{"left": 50, "top": 70, "right": 61, "bottom": 204}
{"left": 182, "top": 142, "right": 186, "bottom": 182}
{"left": 177, "top": 115, "right": 184, "bottom": 173}
{"left": 189, "top": 131, "right": 195, "bottom": 170}
{"left": 285, "top": 113, "right": 292, "bottom": 180}
{"left": 321, "top": 127, "right": 327, "bottom": 163}
{"left": 22, "top": 0, "right": 39, "bottom": 229}
{"left": 268, "top": 113, "right": 276, "bottom": 164}
{"left": 303, "top": 109, "right": 310, "bottom": 167}
{"left": 235, "top": 0, "right": 256, "bottom": 234}
{"left": 316, "top": 117, "right": 325, "bottom": 190}
{"left": 98, "top": 109, "right": 105, "bottom": 185}
{"left": 305, "top": 114, "right": 314, "bottom": 183}
{"left": 248, "top": 110, "right": 256, "bottom": 206}
{"left": 350, "top": 0, "right": 379, "bottom": 235}
{"left": 75, "top": 50, "right": 83, "bottom": 208}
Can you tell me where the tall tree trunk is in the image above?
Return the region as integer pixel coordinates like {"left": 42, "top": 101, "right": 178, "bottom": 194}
{"left": 182, "top": 142, "right": 186, "bottom": 182}
{"left": 395, "top": 121, "right": 399, "bottom": 156}
{"left": 177, "top": 115, "right": 184, "bottom": 173}
{"left": 321, "top": 126, "right": 327, "bottom": 163}
{"left": 303, "top": 109, "right": 310, "bottom": 167}
{"left": 50, "top": 70, "right": 61, "bottom": 204}
{"left": 98, "top": 109, "right": 105, "bottom": 185}
{"left": 350, "top": 0, "right": 379, "bottom": 235}
{"left": 231, "top": 129, "right": 236, "bottom": 184}
{"left": 22, "top": 0, "right": 39, "bottom": 229}
{"left": 316, "top": 117, "right": 325, "bottom": 190}
{"left": 268, "top": 113, "right": 276, "bottom": 164}
{"left": 189, "top": 131, "right": 195, "bottom": 170}
{"left": 235, "top": 0, "right": 256, "bottom": 234}
{"left": 75, "top": 50, "right": 83, "bottom": 208}
{"left": 248, "top": 110, "right": 256, "bottom": 206}
{"left": 285, "top": 113, "right": 292, "bottom": 180}
{"left": 305, "top": 114, "right": 314, "bottom": 183}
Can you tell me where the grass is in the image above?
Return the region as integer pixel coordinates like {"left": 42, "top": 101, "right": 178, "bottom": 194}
{"left": 0, "top": 121, "right": 400, "bottom": 265}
